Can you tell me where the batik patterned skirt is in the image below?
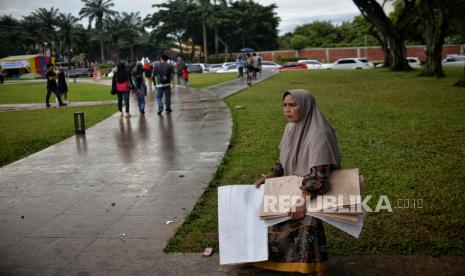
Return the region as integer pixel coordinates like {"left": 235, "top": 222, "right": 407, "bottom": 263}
{"left": 254, "top": 216, "right": 328, "bottom": 274}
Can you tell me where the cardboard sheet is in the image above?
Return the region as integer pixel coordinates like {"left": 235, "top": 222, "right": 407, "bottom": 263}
{"left": 218, "top": 185, "right": 268, "bottom": 265}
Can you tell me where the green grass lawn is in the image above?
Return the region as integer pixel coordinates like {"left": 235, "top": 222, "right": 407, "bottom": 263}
{"left": 165, "top": 67, "right": 465, "bottom": 256}
{"left": 0, "top": 82, "right": 114, "bottom": 104}
{"left": 0, "top": 105, "right": 116, "bottom": 166}
{"left": 189, "top": 73, "right": 237, "bottom": 88}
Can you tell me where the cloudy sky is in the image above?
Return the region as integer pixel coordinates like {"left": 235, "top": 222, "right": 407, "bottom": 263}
{"left": 0, "top": 0, "right": 363, "bottom": 34}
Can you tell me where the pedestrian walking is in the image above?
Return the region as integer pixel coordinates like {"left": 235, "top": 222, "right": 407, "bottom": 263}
{"left": 112, "top": 62, "right": 132, "bottom": 117}
{"left": 132, "top": 63, "right": 147, "bottom": 115}
{"left": 143, "top": 58, "right": 153, "bottom": 92}
{"left": 175, "top": 56, "right": 184, "bottom": 87}
{"left": 180, "top": 65, "right": 189, "bottom": 87}
{"left": 153, "top": 54, "right": 174, "bottom": 115}
{"left": 45, "top": 64, "right": 66, "bottom": 108}
{"left": 57, "top": 66, "right": 69, "bottom": 104}
{"left": 236, "top": 55, "right": 245, "bottom": 80}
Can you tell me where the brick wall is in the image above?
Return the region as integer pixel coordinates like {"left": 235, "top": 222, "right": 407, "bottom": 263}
{"left": 216, "top": 44, "right": 464, "bottom": 63}
{"left": 249, "top": 44, "right": 464, "bottom": 63}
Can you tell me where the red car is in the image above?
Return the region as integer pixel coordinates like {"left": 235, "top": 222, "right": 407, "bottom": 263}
{"left": 273, "top": 62, "right": 308, "bottom": 71}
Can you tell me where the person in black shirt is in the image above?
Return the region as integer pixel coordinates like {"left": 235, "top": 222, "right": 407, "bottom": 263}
{"left": 57, "top": 67, "right": 69, "bottom": 103}
{"left": 45, "top": 63, "right": 66, "bottom": 107}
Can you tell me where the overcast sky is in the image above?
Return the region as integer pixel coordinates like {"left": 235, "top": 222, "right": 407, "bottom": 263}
{"left": 0, "top": 0, "right": 362, "bottom": 34}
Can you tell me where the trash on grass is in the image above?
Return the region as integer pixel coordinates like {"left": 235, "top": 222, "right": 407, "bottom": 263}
{"left": 202, "top": 247, "right": 213, "bottom": 257}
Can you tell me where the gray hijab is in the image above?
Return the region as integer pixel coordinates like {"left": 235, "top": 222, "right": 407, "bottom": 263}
{"left": 279, "top": 89, "right": 341, "bottom": 176}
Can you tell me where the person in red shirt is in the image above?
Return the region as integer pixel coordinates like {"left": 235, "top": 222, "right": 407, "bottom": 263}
{"left": 180, "top": 65, "right": 189, "bottom": 88}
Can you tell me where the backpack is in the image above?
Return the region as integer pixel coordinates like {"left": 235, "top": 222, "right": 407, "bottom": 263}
{"left": 157, "top": 64, "right": 172, "bottom": 84}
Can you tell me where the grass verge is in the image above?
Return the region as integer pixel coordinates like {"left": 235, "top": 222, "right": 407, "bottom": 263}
{"left": 0, "top": 105, "right": 116, "bottom": 166}
{"left": 189, "top": 73, "right": 237, "bottom": 89}
{"left": 165, "top": 67, "right": 465, "bottom": 255}
{"left": 0, "top": 82, "right": 114, "bottom": 104}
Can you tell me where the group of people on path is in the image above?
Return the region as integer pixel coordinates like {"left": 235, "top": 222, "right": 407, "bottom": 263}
{"left": 45, "top": 63, "right": 69, "bottom": 108}
{"left": 111, "top": 54, "right": 175, "bottom": 117}
{"left": 236, "top": 52, "right": 262, "bottom": 85}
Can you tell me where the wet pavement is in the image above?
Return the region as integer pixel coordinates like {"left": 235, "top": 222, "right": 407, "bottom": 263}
{"left": 1, "top": 72, "right": 465, "bottom": 275}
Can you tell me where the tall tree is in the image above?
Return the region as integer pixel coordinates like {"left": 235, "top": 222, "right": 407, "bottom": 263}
{"left": 419, "top": 0, "right": 449, "bottom": 77}
{"left": 79, "top": 0, "right": 117, "bottom": 62}
{"left": 104, "top": 13, "right": 124, "bottom": 62}
{"left": 0, "top": 15, "right": 27, "bottom": 56}
{"left": 31, "top": 7, "right": 60, "bottom": 56}
{"left": 120, "top": 12, "right": 144, "bottom": 61}
{"left": 445, "top": 0, "right": 465, "bottom": 86}
{"left": 146, "top": 0, "right": 192, "bottom": 56}
{"left": 57, "top": 13, "right": 79, "bottom": 62}
{"left": 352, "top": 0, "right": 413, "bottom": 70}
{"left": 197, "top": 0, "right": 211, "bottom": 64}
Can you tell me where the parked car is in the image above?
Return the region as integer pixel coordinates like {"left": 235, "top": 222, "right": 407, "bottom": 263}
{"left": 216, "top": 64, "right": 237, "bottom": 73}
{"left": 376, "top": 57, "right": 421, "bottom": 69}
{"left": 260, "top": 61, "right": 281, "bottom": 70}
{"left": 65, "top": 68, "right": 93, "bottom": 78}
{"left": 274, "top": 62, "right": 308, "bottom": 71}
{"left": 297, "top": 59, "right": 323, "bottom": 69}
{"left": 187, "top": 64, "right": 204, "bottom": 73}
{"left": 325, "top": 58, "right": 373, "bottom": 70}
{"left": 442, "top": 54, "right": 465, "bottom": 66}
{"left": 222, "top": 62, "right": 236, "bottom": 69}
{"left": 205, "top": 64, "right": 224, "bottom": 73}
{"left": 407, "top": 57, "right": 421, "bottom": 69}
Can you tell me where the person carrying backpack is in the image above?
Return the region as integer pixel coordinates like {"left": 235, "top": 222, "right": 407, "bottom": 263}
{"left": 132, "top": 63, "right": 147, "bottom": 115}
{"left": 153, "top": 54, "right": 175, "bottom": 115}
{"left": 143, "top": 58, "right": 153, "bottom": 92}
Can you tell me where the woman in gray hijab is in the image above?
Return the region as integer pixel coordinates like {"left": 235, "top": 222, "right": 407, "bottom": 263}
{"left": 254, "top": 89, "right": 341, "bottom": 275}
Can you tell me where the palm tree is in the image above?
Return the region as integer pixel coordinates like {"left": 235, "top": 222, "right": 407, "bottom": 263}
{"left": 79, "top": 0, "right": 117, "bottom": 63}
{"left": 197, "top": 0, "right": 211, "bottom": 64}
{"left": 31, "top": 7, "right": 60, "bottom": 56}
{"left": 120, "top": 12, "right": 144, "bottom": 61}
{"left": 57, "top": 13, "right": 79, "bottom": 63}
{"left": 104, "top": 13, "right": 124, "bottom": 63}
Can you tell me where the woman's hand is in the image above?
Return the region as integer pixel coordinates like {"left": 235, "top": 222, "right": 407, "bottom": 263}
{"left": 254, "top": 175, "right": 265, "bottom": 188}
{"left": 290, "top": 195, "right": 306, "bottom": 220}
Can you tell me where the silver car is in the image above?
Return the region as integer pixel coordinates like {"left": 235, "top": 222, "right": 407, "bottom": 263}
{"left": 442, "top": 55, "right": 465, "bottom": 66}
{"left": 325, "top": 58, "right": 373, "bottom": 70}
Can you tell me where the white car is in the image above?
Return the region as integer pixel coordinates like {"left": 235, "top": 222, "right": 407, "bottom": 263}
{"left": 375, "top": 57, "right": 421, "bottom": 69}
{"left": 205, "top": 64, "right": 223, "bottom": 73}
{"left": 216, "top": 64, "right": 237, "bottom": 73}
{"left": 297, "top": 59, "right": 323, "bottom": 69}
{"left": 260, "top": 61, "right": 280, "bottom": 70}
{"left": 407, "top": 57, "right": 421, "bottom": 69}
{"left": 222, "top": 62, "right": 236, "bottom": 69}
{"left": 325, "top": 58, "right": 373, "bottom": 70}
{"left": 442, "top": 54, "right": 465, "bottom": 66}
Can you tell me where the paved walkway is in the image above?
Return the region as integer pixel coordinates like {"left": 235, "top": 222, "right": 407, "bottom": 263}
{"left": 1, "top": 71, "right": 464, "bottom": 275}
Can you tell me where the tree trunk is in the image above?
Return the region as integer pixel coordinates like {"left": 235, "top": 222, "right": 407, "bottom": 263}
{"left": 420, "top": 0, "right": 448, "bottom": 77}
{"left": 99, "top": 29, "right": 105, "bottom": 63}
{"left": 353, "top": 0, "right": 410, "bottom": 71}
{"left": 215, "top": 26, "right": 219, "bottom": 61}
{"left": 129, "top": 46, "right": 134, "bottom": 62}
{"left": 202, "top": 20, "right": 208, "bottom": 64}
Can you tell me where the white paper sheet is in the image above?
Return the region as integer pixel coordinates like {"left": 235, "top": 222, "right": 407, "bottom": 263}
{"left": 218, "top": 185, "right": 268, "bottom": 265}
{"left": 311, "top": 211, "right": 367, "bottom": 238}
